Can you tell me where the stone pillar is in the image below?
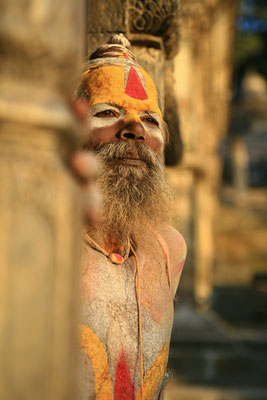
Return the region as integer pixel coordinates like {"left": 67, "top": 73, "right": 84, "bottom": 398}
{"left": 0, "top": 1, "right": 85, "bottom": 399}
{"left": 231, "top": 136, "right": 249, "bottom": 205}
{"left": 172, "top": 0, "right": 238, "bottom": 305}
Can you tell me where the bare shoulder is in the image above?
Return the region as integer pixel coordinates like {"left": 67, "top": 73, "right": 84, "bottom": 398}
{"left": 158, "top": 223, "right": 187, "bottom": 261}
{"left": 157, "top": 223, "right": 187, "bottom": 297}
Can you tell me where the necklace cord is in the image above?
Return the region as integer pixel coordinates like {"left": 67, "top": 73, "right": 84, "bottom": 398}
{"left": 84, "top": 234, "right": 109, "bottom": 257}
{"left": 130, "top": 242, "right": 144, "bottom": 398}
{"left": 84, "top": 234, "right": 131, "bottom": 263}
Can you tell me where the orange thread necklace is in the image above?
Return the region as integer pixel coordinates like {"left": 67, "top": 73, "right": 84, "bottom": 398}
{"left": 84, "top": 234, "right": 131, "bottom": 264}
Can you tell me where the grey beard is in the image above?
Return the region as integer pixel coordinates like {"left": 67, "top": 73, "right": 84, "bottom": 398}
{"left": 93, "top": 141, "right": 172, "bottom": 242}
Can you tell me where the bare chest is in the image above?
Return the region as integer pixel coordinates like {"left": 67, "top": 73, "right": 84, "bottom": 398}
{"left": 79, "top": 244, "right": 174, "bottom": 399}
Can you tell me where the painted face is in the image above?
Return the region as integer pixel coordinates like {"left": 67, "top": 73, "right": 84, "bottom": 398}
{"left": 83, "top": 64, "right": 164, "bottom": 157}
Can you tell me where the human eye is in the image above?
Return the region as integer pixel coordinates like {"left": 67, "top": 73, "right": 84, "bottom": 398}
{"left": 141, "top": 115, "right": 159, "bottom": 127}
{"left": 94, "top": 109, "right": 120, "bottom": 118}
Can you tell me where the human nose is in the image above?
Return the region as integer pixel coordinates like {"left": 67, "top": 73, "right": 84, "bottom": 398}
{"left": 116, "top": 120, "right": 145, "bottom": 142}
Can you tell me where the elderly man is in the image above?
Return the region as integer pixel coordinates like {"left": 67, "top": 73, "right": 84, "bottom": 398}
{"left": 77, "top": 34, "right": 186, "bottom": 400}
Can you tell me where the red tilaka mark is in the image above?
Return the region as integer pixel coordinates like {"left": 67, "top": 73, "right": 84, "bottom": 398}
{"left": 125, "top": 66, "right": 148, "bottom": 100}
{"left": 114, "top": 351, "right": 135, "bottom": 400}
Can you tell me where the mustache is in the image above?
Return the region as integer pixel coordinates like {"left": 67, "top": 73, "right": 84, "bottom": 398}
{"left": 92, "top": 141, "right": 160, "bottom": 169}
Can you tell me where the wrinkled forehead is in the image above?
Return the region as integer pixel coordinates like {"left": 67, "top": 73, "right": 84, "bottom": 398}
{"left": 83, "top": 64, "right": 162, "bottom": 119}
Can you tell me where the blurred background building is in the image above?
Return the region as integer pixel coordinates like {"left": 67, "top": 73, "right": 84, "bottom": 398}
{"left": 1, "top": 0, "right": 266, "bottom": 399}
{"left": 166, "top": 1, "right": 267, "bottom": 399}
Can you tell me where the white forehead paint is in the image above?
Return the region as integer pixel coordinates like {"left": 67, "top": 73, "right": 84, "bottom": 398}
{"left": 88, "top": 103, "right": 124, "bottom": 131}
{"left": 87, "top": 103, "right": 164, "bottom": 143}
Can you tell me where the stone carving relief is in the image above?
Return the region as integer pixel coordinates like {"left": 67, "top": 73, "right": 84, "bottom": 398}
{"left": 128, "top": 0, "right": 180, "bottom": 58}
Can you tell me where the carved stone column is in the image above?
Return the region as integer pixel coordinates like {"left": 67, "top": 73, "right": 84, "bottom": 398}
{"left": 0, "top": 1, "right": 85, "bottom": 399}
{"left": 172, "top": 0, "right": 238, "bottom": 304}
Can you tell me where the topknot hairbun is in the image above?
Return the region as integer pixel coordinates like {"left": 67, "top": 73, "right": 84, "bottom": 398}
{"left": 88, "top": 33, "right": 136, "bottom": 62}
{"left": 107, "top": 33, "right": 131, "bottom": 49}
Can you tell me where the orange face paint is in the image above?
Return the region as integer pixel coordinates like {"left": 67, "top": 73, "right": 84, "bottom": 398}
{"left": 82, "top": 64, "right": 162, "bottom": 120}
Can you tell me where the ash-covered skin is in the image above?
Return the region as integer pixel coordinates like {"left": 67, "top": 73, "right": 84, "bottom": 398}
{"left": 79, "top": 225, "right": 186, "bottom": 400}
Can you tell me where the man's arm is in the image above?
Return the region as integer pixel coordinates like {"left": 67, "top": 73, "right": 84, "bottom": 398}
{"left": 159, "top": 223, "right": 187, "bottom": 298}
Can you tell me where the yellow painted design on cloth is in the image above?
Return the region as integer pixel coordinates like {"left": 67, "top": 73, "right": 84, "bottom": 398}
{"left": 83, "top": 65, "right": 162, "bottom": 119}
{"left": 136, "top": 341, "right": 169, "bottom": 400}
{"left": 79, "top": 324, "right": 113, "bottom": 400}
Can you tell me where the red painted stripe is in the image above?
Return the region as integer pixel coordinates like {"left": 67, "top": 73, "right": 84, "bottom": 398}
{"left": 114, "top": 351, "right": 135, "bottom": 400}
